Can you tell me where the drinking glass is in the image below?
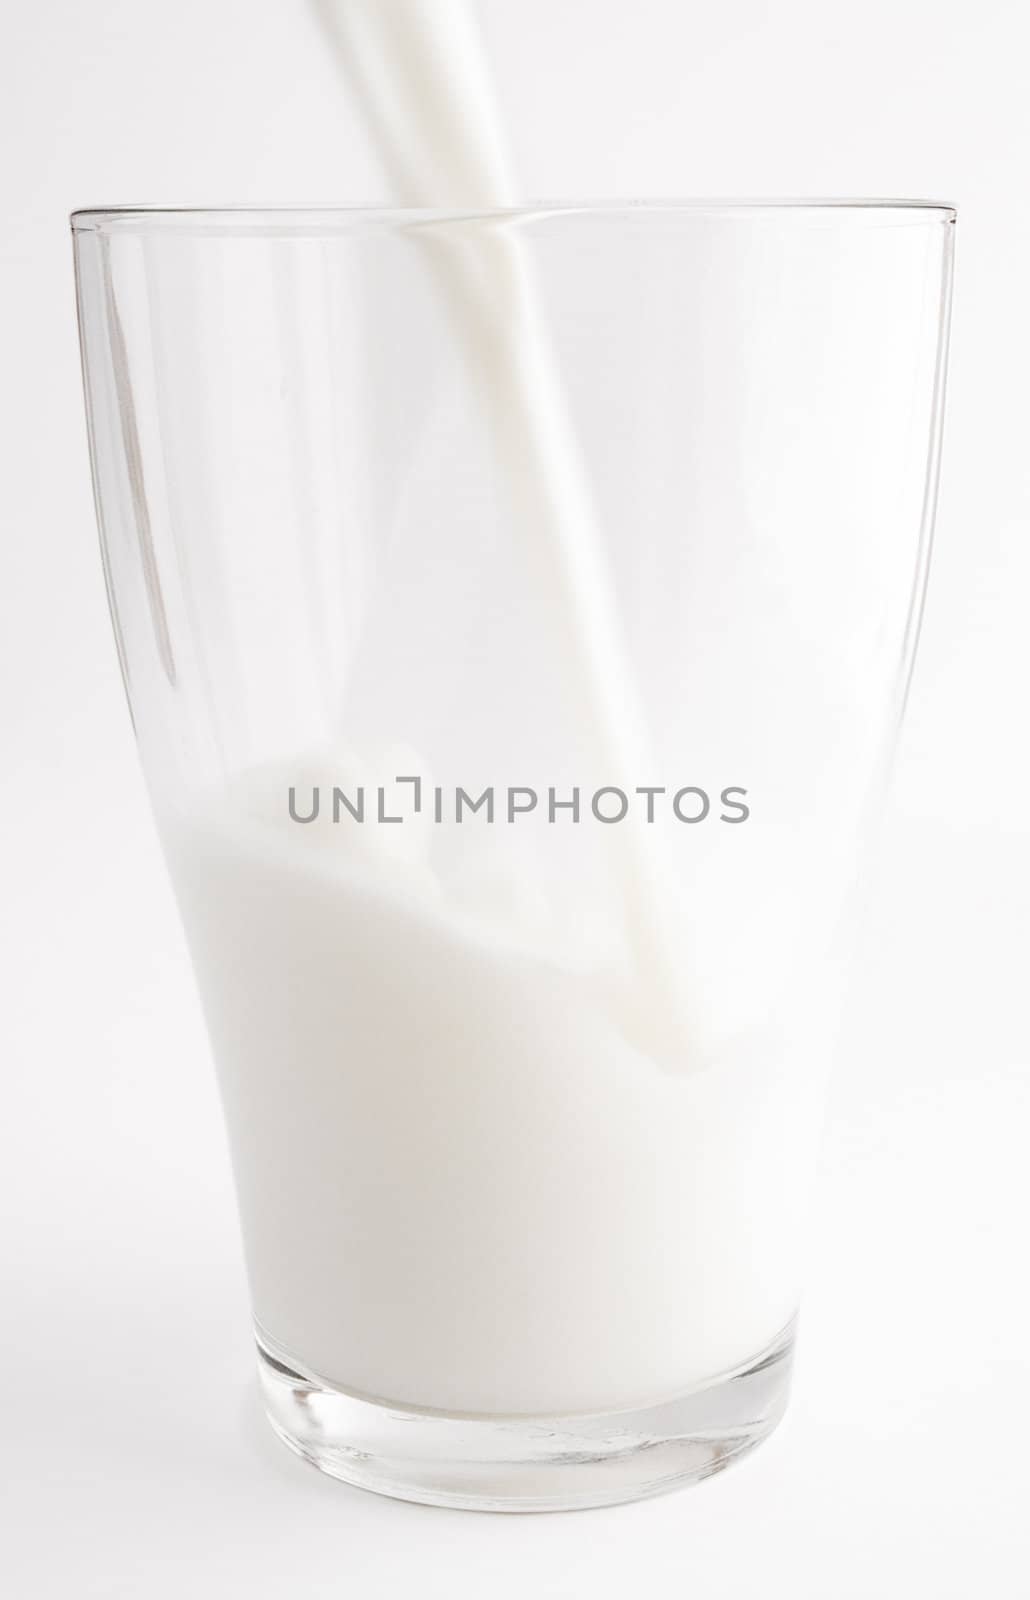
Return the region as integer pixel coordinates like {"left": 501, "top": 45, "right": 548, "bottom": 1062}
{"left": 72, "top": 202, "right": 954, "bottom": 1510}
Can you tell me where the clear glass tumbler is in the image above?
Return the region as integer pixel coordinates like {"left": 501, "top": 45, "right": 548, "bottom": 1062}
{"left": 72, "top": 202, "right": 954, "bottom": 1510}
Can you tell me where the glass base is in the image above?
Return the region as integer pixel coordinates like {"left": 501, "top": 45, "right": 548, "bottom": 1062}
{"left": 255, "top": 1319, "right": 796, "bottom": 1513}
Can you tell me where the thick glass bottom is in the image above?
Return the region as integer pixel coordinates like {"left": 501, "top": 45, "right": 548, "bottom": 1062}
{"left": 255, "top": 1318, "right": 796, "bottom": 1512}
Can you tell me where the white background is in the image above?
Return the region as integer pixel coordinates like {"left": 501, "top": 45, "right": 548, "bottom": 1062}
{"left": 2, "top": 2, "right": 1028, "bottom": 1594}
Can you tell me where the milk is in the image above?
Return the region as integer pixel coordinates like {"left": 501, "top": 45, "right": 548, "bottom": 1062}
{"left": 158, "top": 3, "right": 821, "bottom": 1415}
{"left": 162, "top": 770, "right": 818, "bottom": 1415}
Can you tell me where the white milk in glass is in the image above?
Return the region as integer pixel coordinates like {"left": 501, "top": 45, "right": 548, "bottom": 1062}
{"left": 164, "top": 771, "right": 817, "bottom": 1414}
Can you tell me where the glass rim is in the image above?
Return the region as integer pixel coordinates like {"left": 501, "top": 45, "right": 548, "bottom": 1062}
{"left": 70, "top": 198, "right": 957, "bottom": 233}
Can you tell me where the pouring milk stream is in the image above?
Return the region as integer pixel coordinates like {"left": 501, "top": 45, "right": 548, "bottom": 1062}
{"left": 315, "top": 0, "right": 690, "bottom": 1047}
